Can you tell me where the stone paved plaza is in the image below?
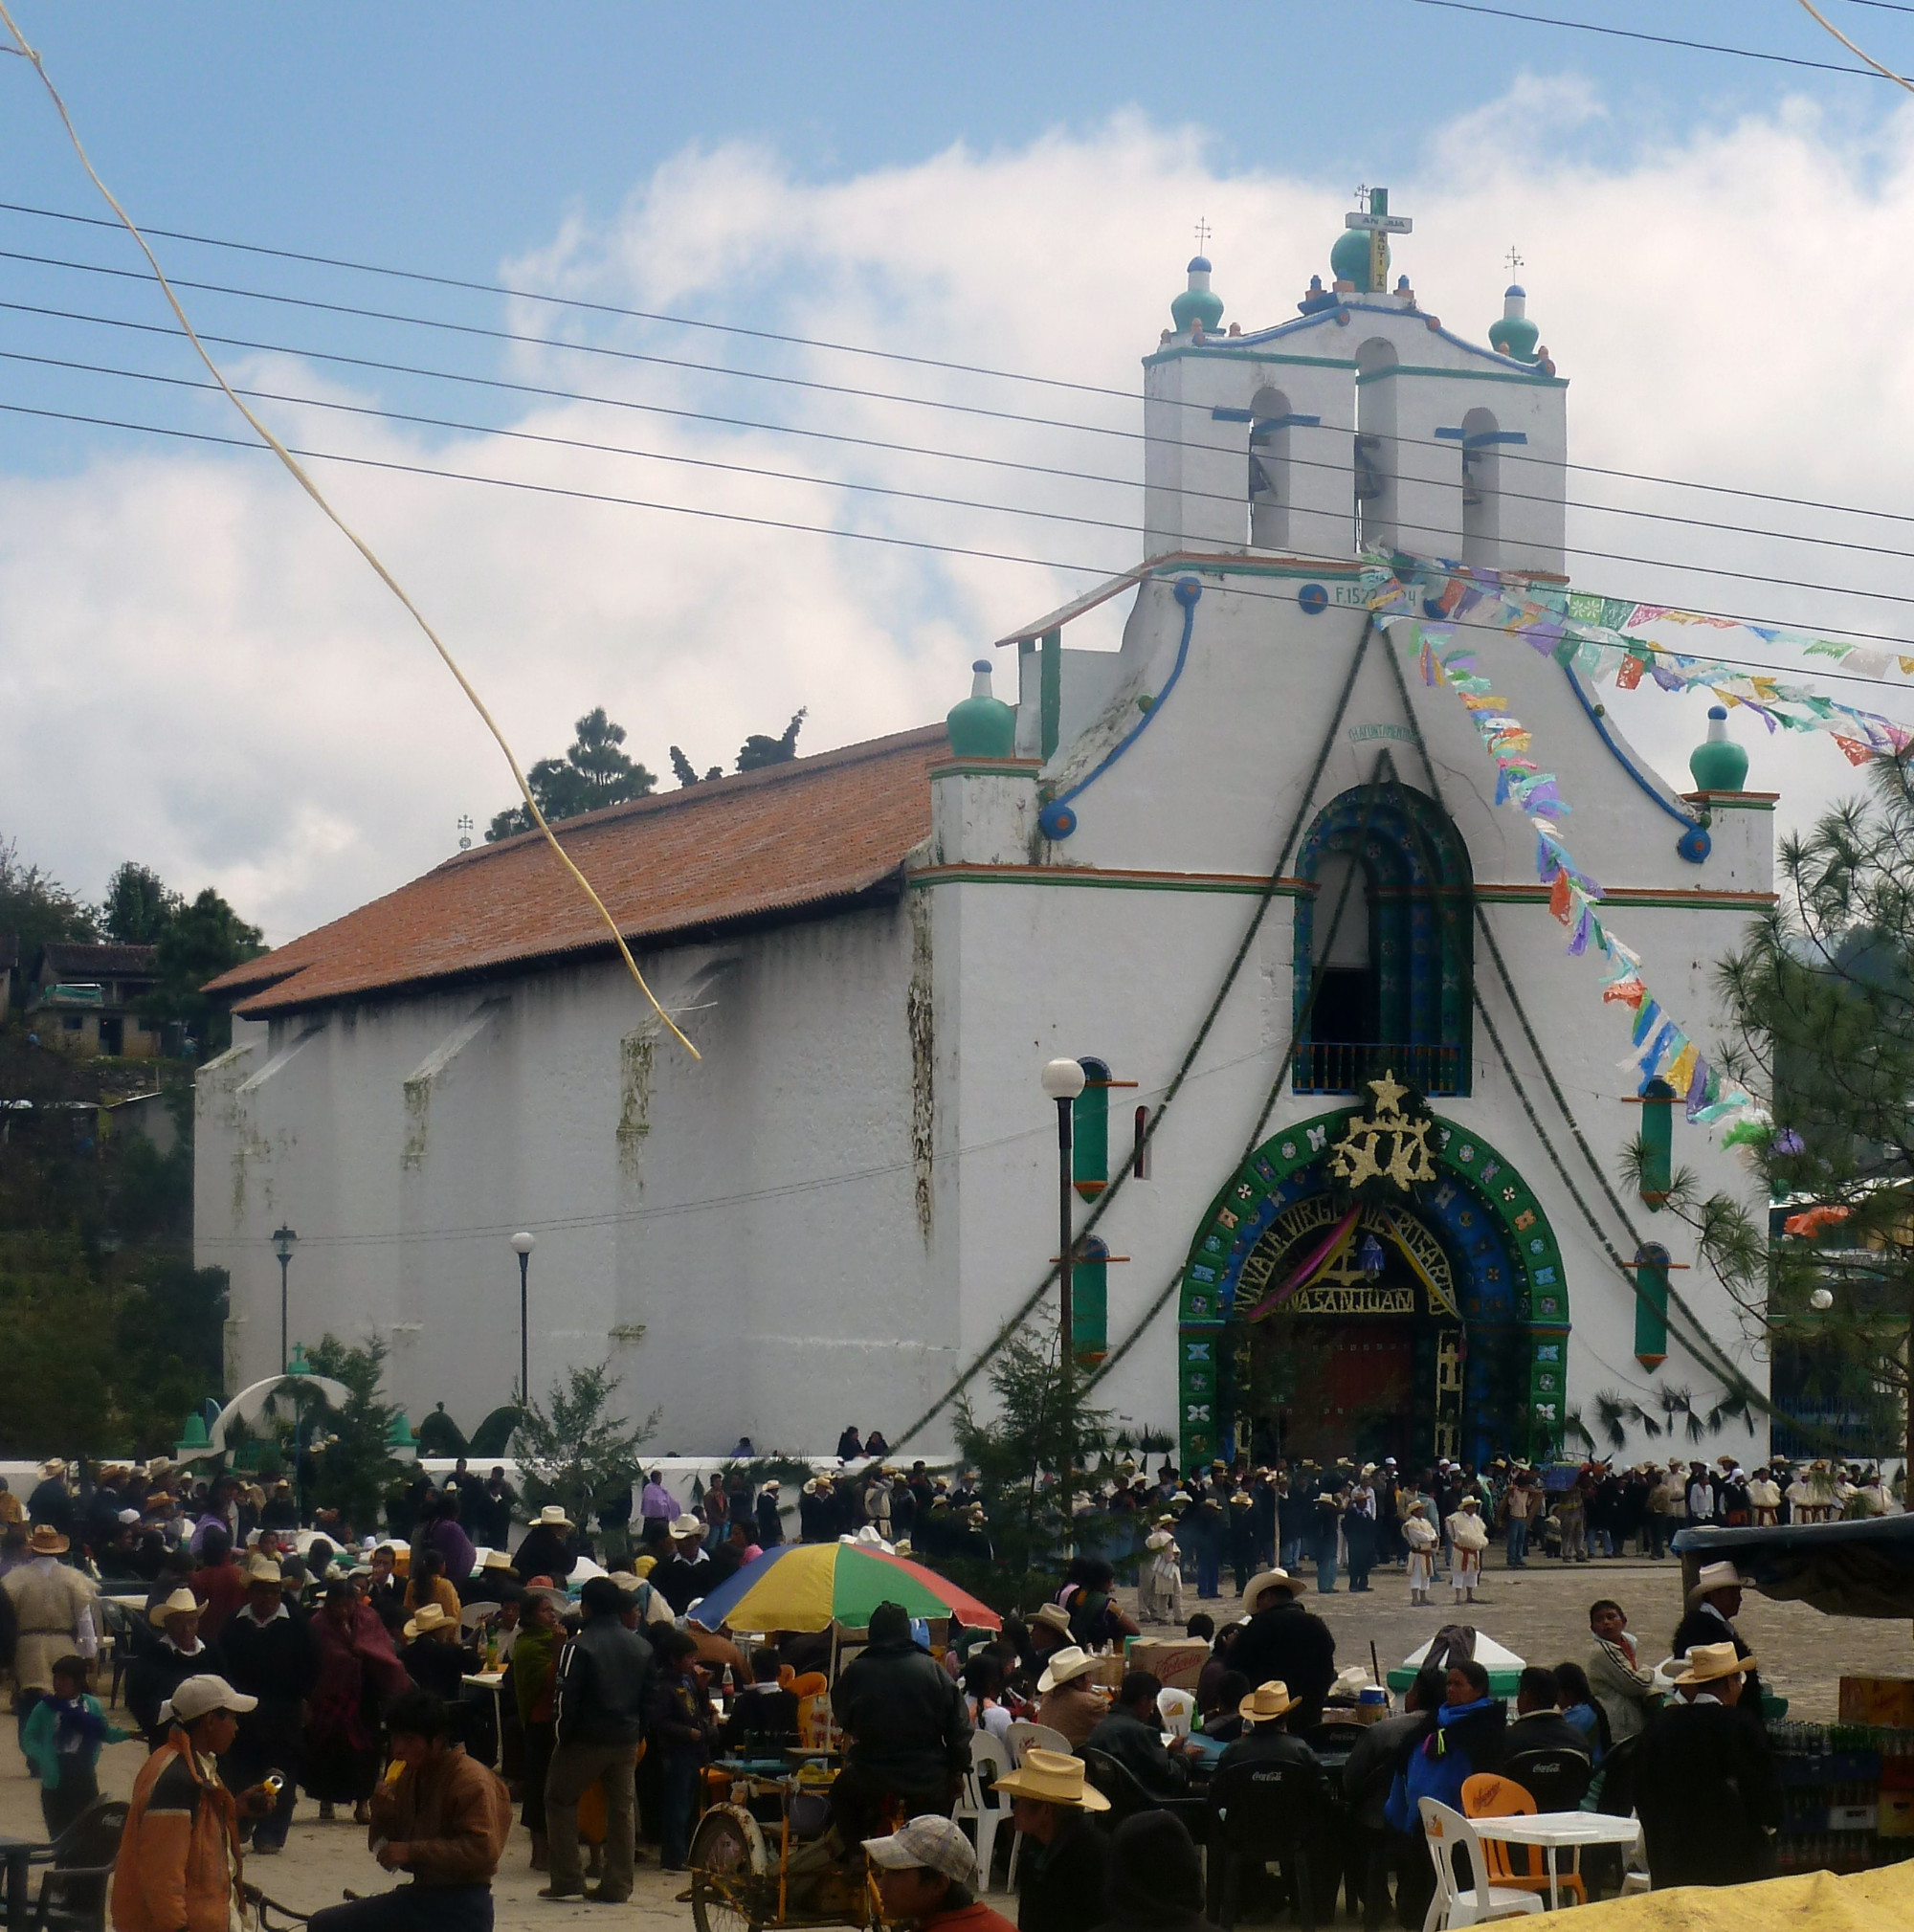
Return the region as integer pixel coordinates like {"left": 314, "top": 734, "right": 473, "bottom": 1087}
{"left": 5, "top": 1556, "right": 1907, "bottom": 1928}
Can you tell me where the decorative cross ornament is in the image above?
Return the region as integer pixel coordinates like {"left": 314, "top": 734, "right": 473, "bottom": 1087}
{"left": 1345, "top": 189, "right": 1412, "bottom": 291}
{"left": 1328, "top": 1069, "right": 1436, "bottom": 1191}
{"left": 1193, "top": 216, "right": 1213, "bottom": 254}
{"left": 1505, "top": 246, "right": 1525, "bottom": 278}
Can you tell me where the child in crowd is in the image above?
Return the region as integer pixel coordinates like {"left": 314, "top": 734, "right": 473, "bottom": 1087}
{"left": 22, "top": 1655, "right": 132, "bottom": 1837}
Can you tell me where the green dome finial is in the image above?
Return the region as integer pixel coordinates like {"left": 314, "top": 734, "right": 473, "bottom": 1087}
{"left": 1330, "top": 227, "right": 1374, "bottom": 293}
{"left": 1689, "top": 705, "right": 1749, "bottom": 792}
{"left": 946, "top": 659, "right": 1016, "bottom": 758}
{"left": 1488, "top": 284, "right": 1541, "bottom": 363}
{"left": 1169, "top": 255, "right": 1224, "bottom": 335}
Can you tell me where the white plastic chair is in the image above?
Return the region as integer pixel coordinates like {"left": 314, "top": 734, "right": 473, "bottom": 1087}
{"left": 1157, "top": 1687, "right": 1195, "bottom": 1740}
{"left": 1418, "top": 1798, "right": 1546, "bottom": 1931}
{"left": 953, "top": 1727, "right": 1013, "bottom": 1884}
{"left": 1005, "top": 1718, "right": 1070, "bottom": 1766}
{"left": 458, "top": 1600, "right": 501, "bottom": 1632}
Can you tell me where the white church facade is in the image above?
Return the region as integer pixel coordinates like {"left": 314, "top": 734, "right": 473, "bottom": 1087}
{"left": 197, "top": 201, "right": 1776, "bottom": 1471}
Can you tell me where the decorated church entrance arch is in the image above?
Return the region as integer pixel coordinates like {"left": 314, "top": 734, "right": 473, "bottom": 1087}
{"left": 1178, "top": 1077, "right": 1569, "bottom": 1472}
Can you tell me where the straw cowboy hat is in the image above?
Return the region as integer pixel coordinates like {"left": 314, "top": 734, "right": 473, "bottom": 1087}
{"left": 1676, "top": 1640, "right": 1755, "bottom": 1687}
{"left": 1687, "top": 1559, "right": 1755, "bottom": 1607}
{"left": 1146, "top": 1530, "right": 1173, "bottom": 1552}
{"left": 404, "top": 1602, "right": 454, "bottom": 1640}
{"left": 1242, "top": 1568, "right": 1303, "bottom": 1611}
{"left": 1239, "top": 1680, "right": 1302, "bottom": 1724}
{"left": 246, "top": 1557, "right": 282, "bottom": 1585}
{"left": 534, "top": 1504, "right": 574, "bottom": 1530}
{"left": 992, "top": 1747, "right": 1111, "bottom": 1811}
{"left": 148, "top": 1588, "right": 202, "bottom": 1628}
{"left": 479, "top": 1549, "right": 517, "bottom": 1574}
{"left": 1037, "top": 1645, "right": 1102, "bottom": 1694}
{"left": 27, "top": 1524, "right": 69, "bottom": 1555}
{"left": 670, "top": 1513, "right": 704, "bottom": 1538}
{"left": 761, "top": 1479, "right": 781, "bottom": 1494}
{"left": 1033, "top": 1602, "right": 1073, "bottom": 1638}
{"left": 37, "top": 1458, "right": 66, "bottom": 1479}
{"left": 1406, "top": 1499, "right": 1428, "bottom": 1516}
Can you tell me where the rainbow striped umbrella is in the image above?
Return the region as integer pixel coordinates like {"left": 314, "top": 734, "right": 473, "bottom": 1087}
{"left": 685, "top": 1540, "right": 1000, "bottom": 1633}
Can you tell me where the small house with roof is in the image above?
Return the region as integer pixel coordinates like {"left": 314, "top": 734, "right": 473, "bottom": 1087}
{"left": 196, "top": 197, "right": 1774, "bottom": 1472}
{"left": 31, "top": 942, "right": 164, "bottom": 1058}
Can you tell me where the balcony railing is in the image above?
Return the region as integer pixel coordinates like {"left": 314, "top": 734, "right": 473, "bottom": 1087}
{"left": 1294, "top": 1040, "right": 1468, "bottom": 1097}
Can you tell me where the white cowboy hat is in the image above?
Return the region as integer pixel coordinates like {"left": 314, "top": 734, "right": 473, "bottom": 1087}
{"left": 1239, "top": 1680, "right": 1301, "bottom": 1723}
{"left": 992, "top": 1747, "right": 1111, "bottom": 1811}
{"left": 534, "top": 1504, "right": 574, "bottom": 1529}
{"left": 670, "top": 1513, "right": 704, "bottom": 1538}
{"left": 1032, "top": 1602, "right": 1073, "bottom": 1637}
{"left": 1037, "top": 1645, "right": 1101, "bottom": 1693}
{"left": 246, "top": 1557, "right": 282, "bottom": 1584}
{"left": 1146, "top": 1530, "right": 1173, "bottom": 1552}
{"left": 1243, "top": 1568, "right": 1302, "bottom": 1610}
{"left": 148, "top": 1588, "right": 202, "bottom": 1627}
{"left": 404, "top": 1602, "right": 453, "bottom": 1639}
{"left": 37, "top": 1458, "right": 66, "bottom": 1478}
{"left": 479, "top": 1549, "right": 517, "bottom": 1573}
{"left": 1687, "top": 1560, "right": 1755, "bottom": 1606}
{"left": 1676, "top": 1640, "right": 1755, "bottom": 1687}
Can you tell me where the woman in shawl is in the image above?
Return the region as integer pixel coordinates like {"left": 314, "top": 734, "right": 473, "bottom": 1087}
{"left": 510, "top": 1590, "right": 565, "bottom": 1870}
{"left": 303, "top": 1579, "right": 408, "bottom": 1823}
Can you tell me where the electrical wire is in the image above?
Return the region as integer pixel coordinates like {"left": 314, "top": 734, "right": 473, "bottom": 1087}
{"left": 14, "top": 218, "right": 1914, "bottom": 547}
{"left": 11, "top": 390, "right": 1914, "bottom": 704}
{"left": 1796, "top": 0, "right": 1914, "bottom": 88}
{"left": 19, "top": 322, "right": 1914, "bottom": 580}
{"left": 1405, "top": 0, "right": 1907, "bottom": 78}
{"left": 0, "top": 0, "right": 700, "bottom": 1057}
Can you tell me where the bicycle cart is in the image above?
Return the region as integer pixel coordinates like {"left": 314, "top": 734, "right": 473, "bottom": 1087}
{"left": 685, "top": 1756, "right": 879, "bottom": 1932}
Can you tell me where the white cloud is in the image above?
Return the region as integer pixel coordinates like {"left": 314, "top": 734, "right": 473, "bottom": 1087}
{"left": 2, "top": 92, "right": 1911, "bottom": 944}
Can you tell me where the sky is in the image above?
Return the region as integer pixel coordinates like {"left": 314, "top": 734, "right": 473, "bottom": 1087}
{"left": 4, "top": 2, "right": 1914, "bottom": 942}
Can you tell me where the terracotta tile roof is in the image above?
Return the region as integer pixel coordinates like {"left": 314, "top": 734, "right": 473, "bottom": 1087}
{"left": 211, "top": 723, "right": 948, "bottom": 1017}
{"left": 39, "top": 942, "right": 160, "bottom": 978}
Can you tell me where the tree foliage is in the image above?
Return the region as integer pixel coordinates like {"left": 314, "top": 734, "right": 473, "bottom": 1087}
{"left": 0, "top": 838, "right": 98, "bottom": 990}
{"left": 1648, "top": 754, "right": 1914, "bottom": 1455}
{"left": 141, "top": 888, "right": 266, "bottom": 1057}
{"left": 669, "top": 710, "right": 808, "bottom": 786}
{"left": 303, "top": 1334, "right": 404, "bottom": 1535}
{"left": 950, "top": 1324, "right": 1110, "bottom": 1612}
{"left": 486, "top": 708, "right": 657, "bottom": 839}
{"left": 512, "top": 1358, "right": 657, "bottom": 1534}
{"left": 101, "top": 863, "right": 184, "bottom": 944}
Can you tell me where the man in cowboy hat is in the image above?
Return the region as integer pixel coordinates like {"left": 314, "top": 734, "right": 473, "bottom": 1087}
{"left": 112, "top": 1675, "right": 278, "bottom": 1932}
{"left": 1029, "top": 1598, "right": 1074, "bottom": 1671}
{"left": 1215, "top": 1679, "right": 1325, "bottom": 1786}
{"left": 1138, "top": 1527, "right": 1184, "bottom": 1627}
{"left": 127, "top": 1588, "right": 212, "bottom": 1746}
{"left": 1671, "top": 1560, "right": 1764, "bottom": 1714}
{"left": 648, "top": 1513, "right": 714, "bottom": 1615}
{"left": 28, "top": 1458, "right": 74, "bottom": 1537}
{"left": 1032, "top": 1645, "right": 1109, "bottom": 1750}
{"left": 213, "top": 1557, "right": 317, "bottom": 1854}
{"left": 2, "top": 1521, "right": 98, "bottom": 1746}
{"left": 992, "top": 1748, "right": 1109, "bottom": 1932}
{"left": 511, "top": 1504, "right": 577, "bottom": 1588}
{"left": 1228, "top": 1567, "right": 1336, "bottom": 1731}
{"left": 399, "top": 1603, "right": 469, "bottom": 1700}
{"left": 1633, "top": 1642, "right": 1780, "bottom": 1887}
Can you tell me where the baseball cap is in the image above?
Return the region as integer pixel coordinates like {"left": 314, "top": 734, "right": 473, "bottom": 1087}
{"left": 158, "top": 1675, "right": 258, "bottom": 1724}
{"left": 862, "top": 1815, "right": 978, "bottom": 1886}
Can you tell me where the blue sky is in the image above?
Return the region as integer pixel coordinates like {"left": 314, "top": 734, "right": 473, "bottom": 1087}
{"left": 5, "top": 1, "right": 1914, "bottom": 938}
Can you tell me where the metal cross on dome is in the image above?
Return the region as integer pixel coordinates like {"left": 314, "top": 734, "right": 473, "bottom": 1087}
{"left": 1193, "top": 216, "right": 1213, "bottom": 253}
{"left": 1506, "top": 245, "right": 1525, "bottom": 278}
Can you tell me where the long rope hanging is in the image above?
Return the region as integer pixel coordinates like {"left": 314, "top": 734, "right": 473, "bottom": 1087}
{"left": 0, "top": 2, "right": 698, "bottom": 1059}
{"left": 891, "top": 613, "right": 1382, "bottom": 1451}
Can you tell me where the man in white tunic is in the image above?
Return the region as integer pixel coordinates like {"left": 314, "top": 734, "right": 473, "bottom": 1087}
{"left": 2, "top": 1522, "right": 99, "bottom": 1745}
{"left": 1444, "top": 1495, "right": 1489, "bottom": 1605}
{"left": 1402, "top": 1500, "right": 1438, "bottom": 1607}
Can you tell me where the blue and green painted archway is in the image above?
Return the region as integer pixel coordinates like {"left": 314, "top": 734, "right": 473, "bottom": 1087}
{"left": 1178, "top": 1109, "right": 1569, "bottom": 1468}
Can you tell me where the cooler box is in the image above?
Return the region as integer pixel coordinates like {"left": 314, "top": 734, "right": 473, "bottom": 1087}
{"left": 1840, "top": 1677, "right": 1914, "bottom": 1728}
{"left": 1124, "top": 1637, "right": 1210, "bottom": 1692}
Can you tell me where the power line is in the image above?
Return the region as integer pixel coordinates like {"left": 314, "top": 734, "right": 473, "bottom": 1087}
{"left": 17, "top": 322, "right": 1914, "bottom": 582}
{"left": 8, "top": 392, "right": 1914, "bottom": 701}
{"left": 15, "top": 221, "right": 1914, "bottom": 545}
{"left": 1403, "top": 0, "right": 1907, "bottom": 78}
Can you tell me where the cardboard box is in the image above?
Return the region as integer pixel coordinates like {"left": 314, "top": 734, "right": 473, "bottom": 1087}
{"left": 1124, "top": 1637, "right": 1210, "bottom": 1692}
{"left": 1083, "top": 1653, "right": 1128, "bottom": 1694}
{"left": 1838, "top": 1676, "right": 1914, "bottom": 1728}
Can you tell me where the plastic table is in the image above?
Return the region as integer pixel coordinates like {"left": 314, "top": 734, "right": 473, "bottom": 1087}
{"left": 1471, "top": 1811, "right": 1642, "bottom": 1910}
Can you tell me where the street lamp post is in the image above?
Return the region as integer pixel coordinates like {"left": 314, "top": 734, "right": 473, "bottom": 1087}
{"left": 510, "top": 1232, "right": 536, "bottom": 1410}
{"left": 1040, "top": 1058, "right": 1088, "bottom": 1531}
{"left": 271, "top": 1226, "right": 298, "bottom": 1373}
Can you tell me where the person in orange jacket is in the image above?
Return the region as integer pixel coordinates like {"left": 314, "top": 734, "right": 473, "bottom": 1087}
{"left": 111, "top": 1676, "right": 276, "bottom": 1932}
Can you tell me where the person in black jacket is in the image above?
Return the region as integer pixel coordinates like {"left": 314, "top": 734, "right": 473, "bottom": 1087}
{"left": 1670, "top": 1562, "right": 1764, "bottom": 1716}
{"left": 1634, "top": 1642, "right": 1779, "bottom": 1888}
{"left": 1343, "top": 1668, "right": 1440, "bottom": 1929}
{"left": 214, "top": 1559, "right": 318, "bottom": 1853}
{"left": 512, "top": 1506, "right": 578, "bottom": 1588}
{"left": 125, "top": 1588, "right": 215, "bottom": 1747}
{"left": 1226, "top": 1570, "right": 1337, "bottom": 1730}
{"left": 755, "top": 1481, "right": 786, "bottom": 1548}
{"left": 994, "top": 1747, "right": 1110, "bottom": 1932}
{"left": 540, "top": 1577, "right": 654, "bottom": 1903}
{"left": 1087, "top": 1812, "right": 1215, "bottom": 1932}
{"left": 830, "top": 1600, "right": 971, "bottom": 1840}
{"left": 1213, "top": 1678, "right": 1325, "bottom": 1786}
{"left": 649, "top": 1628, "right": 720, "bottom": 1872}
{"left": 1085, "top": 1672, "right": 1194, "bottom": 1799}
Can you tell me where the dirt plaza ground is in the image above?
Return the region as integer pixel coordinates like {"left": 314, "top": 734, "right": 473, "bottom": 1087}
{"left": 4, "top": 1554, "right": 1908, "bottom": 1929}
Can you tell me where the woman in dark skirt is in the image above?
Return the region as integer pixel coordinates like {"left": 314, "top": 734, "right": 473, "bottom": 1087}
{"left": 303, "top": 1581, "right": 407, "bottom": 1822}
{"left": 511, "top": 1591, "right": 565, "bottom": 1870}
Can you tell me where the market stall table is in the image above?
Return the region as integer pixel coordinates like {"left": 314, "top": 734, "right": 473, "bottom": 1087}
{"left": 1468, "top": 1810, "right": 1642, "bottom": 1911}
